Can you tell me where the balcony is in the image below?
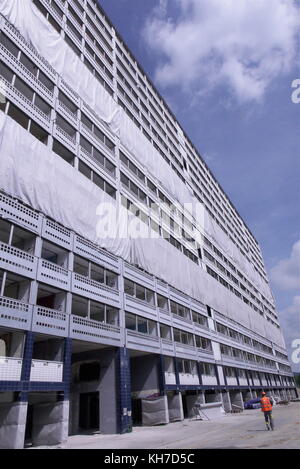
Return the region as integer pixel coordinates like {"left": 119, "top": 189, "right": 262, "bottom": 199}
{"left": 3, "top": 77, "right": 51, "bottom": 133}
{"left": 175, "top": 342, "right": 197, "bottom": 359}
{"left": 164, "top": 371, "right": 176, "bottom": 385}
{"left": 226, "top": 377, "right": 238, "bottom": 386}
{"left": 2, "top": 17, "right": 57, "bottom": 81}
{"left": 158, "top": 307, "right": 171, "bottom": 325}
{"left": 73, "top": 235, "right": 120, "bottom": 273}
{"left": 0, "top": 241, "right": 37, "bottom": 279}
{"left": 172, "top": 313, "right": 194, "bottom": 332}
{"left": 41, "top": 218, "right": 73, "bottom": 251}
{"left": 57, "top": 99, "right": 79, "bottom": 129}
{"left": 125, "top": 329, "right": 160, "bottom": 354}
{"left": 0, "top": 192, "right": 42, "bottom": 235}
{"left": 124, "top": 294, "right": 157, "bottom": 320}
{"left": 31, "top": 306, "right": 69, "bottom": 338}
{"left": 0, "top": 356, "right": 22, "bottom": 381}
{"left": 161, "top": 338, "right": 175, "bottom": 355}
{"left": 179, "top": 372, "right": 200, "bottom": 386}
{"left": 124, "top": 262, "right": 155, "bottom": 290}
{"left": 30, "top": 359, "right": 63, "bottom": 382}
{"left": 72, "top": 272, "right": 120, "bottom": 308}
{"left": 0, "top": 296, "right": 32, "bottom": 331}
{"left": 69, "top": 314, "right": 121, "bottom": 346}
{"left": 202, "top": 375, "right": 218, "bottom": 386}
{"left": 53, "top": 124, "right": 77, "bottom": 154}
{"left": 0, "top": 42, "right": 55, "bottom": 106}
{"left": 37, "top": 259, "right": 71, "bottom": 290}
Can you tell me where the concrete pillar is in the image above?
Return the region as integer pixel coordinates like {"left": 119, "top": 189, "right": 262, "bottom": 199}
{"left": 32, "top": 400, "right": 69, "bottom": 447}
{"left": 168, "top": 392, "right": 184, "bottom": 421}
{"left": 221, "top": 391, "right": 232, "bottom": 413}
{"left": 0, "top": 400, "right": 28, "bottom": 449}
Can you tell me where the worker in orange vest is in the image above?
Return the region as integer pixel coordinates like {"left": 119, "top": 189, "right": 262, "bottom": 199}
{"left": 260, "top": 391, "right": 274, "bottom": 430}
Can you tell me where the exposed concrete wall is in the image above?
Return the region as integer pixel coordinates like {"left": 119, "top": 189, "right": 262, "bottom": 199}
{"left": 131, "top": 355, "right": 159, "bottom": 398}
{"left": 167, "top": 392, "right": 184, "bottom": 421}
{"left": 0, "top": 401, "right": 27, "bottom": 449}
{"left": 99, "top": 350, "right": 118, "bottom": 434}
{"left": 142, "top": 395, "right": 169, "bottom": 426}
{"left": 32, "top": 400, "right": 69, "bottom": 447}
{"left": 185, "top": 392, "right": 204, "bottom": 418}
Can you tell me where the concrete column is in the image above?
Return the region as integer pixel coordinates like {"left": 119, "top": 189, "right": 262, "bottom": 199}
{"left": 31, "top": 400, "right": 69, "bottom": 447}
{"left": 0, "top": 399, "right": 28, "bottom": 449}
{"left": 168, "top": 392, "right": 184, "bottom": 421}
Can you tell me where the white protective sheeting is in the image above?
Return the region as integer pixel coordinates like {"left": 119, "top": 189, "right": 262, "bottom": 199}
{"left": 0, "top": 112, "right": 131, "bottom": 261}
{"left": 0, "top": 0, "right": 120, "bottom": 130}
{"left": 0, "top": 113, "right": 284, "bottom": 345}
{"left": 0, "top": 1, "right": 284, "bottom": 346}
{"left": 0, "top": 0, "right": 195, "bottom": 212}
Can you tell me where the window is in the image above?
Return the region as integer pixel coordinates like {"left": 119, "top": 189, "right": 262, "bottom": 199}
{"left": 125, "top": 312, "right": 157, "bottom": 336}
{"left": 195, "top": 336, "right": 212, "bottom": 351}
{"left": 202, "top": 363, "right": 215, "bottom": 376}
{"left": 124, "top": 279, "right": 154, "bottom": 305}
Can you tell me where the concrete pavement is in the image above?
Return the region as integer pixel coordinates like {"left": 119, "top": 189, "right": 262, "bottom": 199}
{"left": 32, "top": 402, "right": 300, "bottom": 450}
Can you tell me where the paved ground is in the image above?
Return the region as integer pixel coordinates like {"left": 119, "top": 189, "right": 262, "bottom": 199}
{"left": 34, "top": 401, "right": 300, "bottom": 450}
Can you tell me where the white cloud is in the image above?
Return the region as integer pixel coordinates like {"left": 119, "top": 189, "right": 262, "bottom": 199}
{"left": 143, "top": 0, "right": 300, "bottom": 103}
{"left": 278, "top": 296, "right": 300, "bottom": 371}
{"left": 270, "top": 240, "right": 300, "bottom": 290}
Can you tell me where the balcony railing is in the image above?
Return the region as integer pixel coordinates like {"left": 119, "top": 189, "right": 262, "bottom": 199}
{"left": 30, "top": 359, "right": 63, "bottom": 382}
{"left": 0, "top": 356, "right": 22, "bottom": 381}
{"left": 70, "top": 314, "right": 121, "bottom": 345}
{"left": 0, "top": 241, "right": 37, "bottom": 279}
{"left": 72, "top": 272, "right": 120, "bottom": 307}
{"left": 37, "top": 259, "right": 71, "bottom": 290}
{"left": 0, "top": 296, "right": 32, "bottom": 331}
{"left": 126, "top": 329, "right": 160, "bottom": 353}
{"left": 32, "top": 305, "right": 69, "bottom": 337}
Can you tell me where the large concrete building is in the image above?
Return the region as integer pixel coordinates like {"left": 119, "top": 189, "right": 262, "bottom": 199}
{"left": 0, "top": 0, "right": 297, "bottom": 448}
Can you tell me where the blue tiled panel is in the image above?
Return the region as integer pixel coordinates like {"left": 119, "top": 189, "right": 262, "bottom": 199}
{"left": 117, "top": 347, "right": 132, "bottom": 434}
{"left": 62, "top": 338, "right": 72, "bottom": 400}
{"left": 21, "top": 331, "right": 35, "bottom": 381}
{"left": 158, "top": 355, "right": 166, "bottom": 394}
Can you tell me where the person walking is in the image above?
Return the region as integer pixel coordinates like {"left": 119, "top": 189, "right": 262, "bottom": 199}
{"left": 260, "top": 391, "right": 274, "bottom": 430}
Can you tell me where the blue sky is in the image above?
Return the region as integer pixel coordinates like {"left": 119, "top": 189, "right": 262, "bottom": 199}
{"left": 99, "top": 0, "right": 300, "bottom": 370}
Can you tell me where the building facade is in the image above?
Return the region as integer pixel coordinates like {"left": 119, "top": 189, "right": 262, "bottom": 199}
{"left": 0, "top": 0, "right": 297, "bottom": 448}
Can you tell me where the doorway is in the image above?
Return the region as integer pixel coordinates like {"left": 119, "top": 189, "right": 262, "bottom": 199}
{"left": 79, "top": 392, "right": 99, "bottom": 430}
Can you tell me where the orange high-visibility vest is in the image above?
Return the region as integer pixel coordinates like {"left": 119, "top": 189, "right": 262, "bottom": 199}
{"left": 260, "top": 396, "right": 272, "bottom": 412}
